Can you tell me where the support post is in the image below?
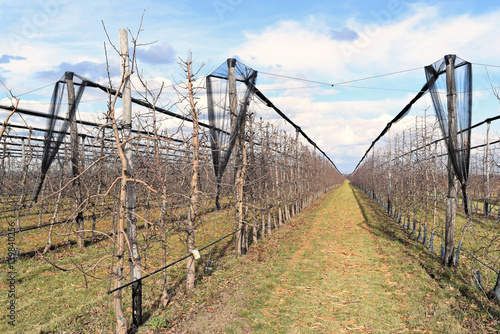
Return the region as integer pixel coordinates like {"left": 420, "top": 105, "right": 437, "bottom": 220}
{"left": 275, "top": 128, "right": 282, "bottom": 226}
{"left": 119, "top": 28, "right": 142, "bottom": 327}
{"left": 15, "top": 138, "right": 27, "bottom": 230}
{"left": 67, "top": 72, "right": 85, "bottom": 249}
{"left": 372, "top": 145, "right": 375, "bottom": 199}
{"left": 444, "top": 54, "right": 459, "bottom": 267}
{"left": 484, "top": 121, "right": 491, "bottom": 215}
{"left": 295, "top": 128, "right": 300, "bottom": 212}
{"left": 228, "top": 58, "right": 245, "bottom": 256}
{"left": 387, "top": 127, "right": 392, "bottom": 214}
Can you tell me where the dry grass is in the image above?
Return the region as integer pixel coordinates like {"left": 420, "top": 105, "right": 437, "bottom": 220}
{"left": 165, "top": 180, "right": 499, "bottom": 333}
{"left": 1, "top": 181, "right": 498, "bottom": 333}
{"left": 0, "top": 202, "right": 236, "bottom": 333}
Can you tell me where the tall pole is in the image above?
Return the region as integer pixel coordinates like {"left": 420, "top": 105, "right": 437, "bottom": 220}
{"left": 295, "top": 128, "right": 300, "bottom": 212}
{"left": 424, "top": 108, "right": 429, "bottom": 226}
{"left": 394, "top": 133, "right": 399, "bottom": 212}
{"left": 119, "top": 28, "right": 142, "bottom": 327}
{"left": 372, "top": 145, "right": 375, "bottom": 199}
{"left": 387, "top": 127, "right": 392, "bottom": 214}
{"left": 228, "top": 58, "right": 245, "bottom": 255}
{"left": 15, "top": 138, "right": 26, "bottom": 230}
{"left": 275, "top": 127, "right": 281, "bottom": 226}
{"left": 67, "top": 72, "right": 85, "bottom": 249}
{"left": 485, "top": 121, "right": 491, "bottom": 215}
{"left": 444, "top": 54, "right": 459, "bottom": 267}
{"left": 228, "top": 58, "right": 238, "bottom": 128}
{"left": 402, "top": 130, "right": 405, "bottom": 204}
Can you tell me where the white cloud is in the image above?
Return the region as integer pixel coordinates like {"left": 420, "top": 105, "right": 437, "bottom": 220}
{"left": 229, "top": 5, "right": 500, "bottom": 171}
{"left": 232, "top": 20, "right": 347, "bottom": 80}
{"left": 2, "top": 2, "right": 500, "bottom": 173}
{"left": 233, "top": 5, "right": 500, "bottom": 79}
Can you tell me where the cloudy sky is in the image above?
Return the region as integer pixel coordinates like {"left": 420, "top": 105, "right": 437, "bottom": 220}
{"left": 1, "top": 0, "right": 500, "bottom": 172}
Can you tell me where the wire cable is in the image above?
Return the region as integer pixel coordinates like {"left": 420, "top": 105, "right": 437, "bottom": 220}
{"left": 472, "top": 62, "right": 500, "bottom": 68}
{"left": 16, "top": 82, "right": 58, "bottom": 97}
{"left": 259, "top": 66, "right": 423, "bottom": 87}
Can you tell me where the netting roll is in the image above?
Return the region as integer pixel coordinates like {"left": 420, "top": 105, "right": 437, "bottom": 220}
{"left": 33, "top": 72, "right": 87, "bottom": 202}
{"left": 206, "top": 59, "right": 258, "bottom": 208}
{"left": 425, "top": 55, "right": 472, "bottom": 215}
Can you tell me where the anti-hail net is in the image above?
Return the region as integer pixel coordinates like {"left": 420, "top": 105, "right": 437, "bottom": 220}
{"left": 425, "top": 55, "right": 472, "bottom": 215}
{"left": 206, "top": 58, "right": 257, "bottom": 184}
{"left": 33, "top": 72, "right": 86, "bottom": 201}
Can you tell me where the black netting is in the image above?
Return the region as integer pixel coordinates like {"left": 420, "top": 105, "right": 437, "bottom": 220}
{"left": 33, "top": 72, "right": 86, "bottom": 201}
{"left": 425, "top": 55, "right": 472, "bottom": 214}
{"left": 206, "top": 58, "right": 257, "bottom": 186}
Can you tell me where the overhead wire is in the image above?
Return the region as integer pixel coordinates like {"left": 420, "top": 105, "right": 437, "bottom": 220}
{"left": 259, "top": 66, "right": 423, "bottom": 87}
{"left": 472, "top": 62, "right": 500, "bottom": 68}
{"left": 16, "top": 82, "right": 58, "bottom": 97}
{"left": 10, "top": 61, "right": 500, "bottom": 175}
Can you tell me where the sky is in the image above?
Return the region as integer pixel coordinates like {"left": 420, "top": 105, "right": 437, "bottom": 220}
{"left": 2, "top": 0, "right": 500, "bottom": 173}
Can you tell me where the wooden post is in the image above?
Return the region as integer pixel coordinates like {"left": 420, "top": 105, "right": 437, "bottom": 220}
{"left": 396, "top": 130, "right": 402, "bottom": 216}
{"left": 412, "top": 122, "right": 417, "bottom": 223}
{"left": 285, "top": 132, "right": 291, "bottom": 219}
{"left": 119, "top": 29, "right": 142, "bottom": 327}
{"left": 295, "top": 128, "right": 300, "bottom": 213}
{"left": 402, "top": 129, "right": 405, "bottom": 191}
{"left": 484, "top": 121, "right": 491, "bottom": 215}
{"left": 259, "top": 119, "right": 267, "bottom": 235}
{"left": 228, "top": 58, "right": 245, "bottom": 256}
{"left": 424, "top": 109, "right": 429, "bottom": 227}
{"left": 312, "top": 145, "right": 317, "bottom": 206}
{"left": 275, "top": 129, "right": 282, "bottom": 226}
{"left": 67, "top": 72, "right": 85, "bottom": 249}
{"left": 432, "top": 142, "right": 438, "bottom": 238}
{"left": 372, "top": 145, "right": 375, "bottom": 199}
{"left": 444, "top": 54, "right": 459, "bottom": 267}
{"left": 387, "top": 126, "right": 392, "bottom": 214}
{"left": 0, "top": 135, "right": 5, "bottom": 192}
{"left": 15, "top": 138, "right": 27, "bottom": 230}
{"left": 228, "top": 58, "right": 238, "bottom": 134}
{"left": 248, "top": 114, "right": 258, "bottom": 244}
{"left": 238, "top": 115, "right": 247, "bottom": 253}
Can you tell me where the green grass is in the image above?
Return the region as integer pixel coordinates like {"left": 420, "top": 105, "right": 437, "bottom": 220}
{"left": 0, "top": 201, "right": 238, "bottom": 333}
{"left": 0, "top": 249, "right": 115, "bottom": 333}
{"left": 168, "top": 180, "right": 498, "bottom": 333}
{"left": 377, "top": 188, "right": 500, "bottom": 291}
{"left": 1, "top": 182, "right": 498, "bottom": 332}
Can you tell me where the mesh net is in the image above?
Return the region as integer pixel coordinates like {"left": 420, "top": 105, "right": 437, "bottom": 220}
{"left": 425, "top": 55, "right": 472, "bottom": 214}
{"left": 206, "top": 58, "right": 258, "bottom": 182}
{"left": 33, "top": 72, "right": 87, "bottom": 201}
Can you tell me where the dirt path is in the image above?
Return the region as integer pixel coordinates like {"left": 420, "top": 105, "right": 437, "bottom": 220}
{"left": 166, "top": 181, "right": 476, "bottom": 333}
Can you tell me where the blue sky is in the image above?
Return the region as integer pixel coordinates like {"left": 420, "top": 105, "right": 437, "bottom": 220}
{"left": 2, "top": 0, "right": 500, "bottom": 172}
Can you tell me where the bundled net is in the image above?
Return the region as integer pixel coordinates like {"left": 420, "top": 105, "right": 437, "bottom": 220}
{"left": 33, "top": 72, "right": 87, "bottom": 201}
{"left": 206, "top": 58, "right": 258, "bottom": 208}
{"left": 425, "top": 55, "right": 472, "bottom": 215}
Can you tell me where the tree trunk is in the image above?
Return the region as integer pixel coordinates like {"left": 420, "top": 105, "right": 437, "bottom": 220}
{"left": 267, "top": 211, "right": 272, "bottom": 234}
{"left": 186, "top": 55, "right": 199, "bottom": 290}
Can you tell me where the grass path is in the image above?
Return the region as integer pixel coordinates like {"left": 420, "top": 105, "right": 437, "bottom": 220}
{"left": 170, "top": 181, "right": 481, "bottom": 333}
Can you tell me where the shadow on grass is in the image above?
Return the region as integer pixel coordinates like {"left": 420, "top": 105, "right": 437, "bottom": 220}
{"left": 349, "top": 183, "right": 500, "bottom": 329}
